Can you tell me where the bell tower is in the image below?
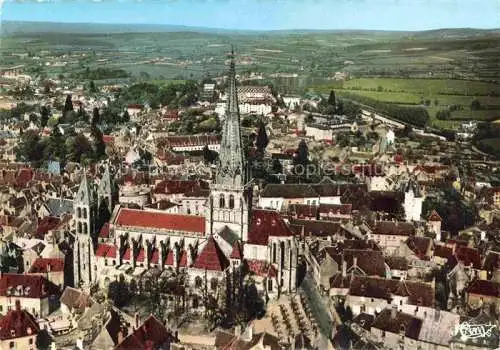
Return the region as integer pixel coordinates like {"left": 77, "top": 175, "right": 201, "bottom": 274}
{"left": 73, "top": 171, "right": 97, "bottom": 289}
{"left": 207, "top": 48, "right": 251, "bottom": 241}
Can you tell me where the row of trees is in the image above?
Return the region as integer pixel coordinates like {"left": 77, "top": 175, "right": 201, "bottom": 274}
{"left": 16, "top": 128, "right": 106, "bottom": 167}
{"left": 339, "top": 91, "right": 430, "bottom": 127}
{"left": 117, "top": 81, "right": 199, "bottom": 109}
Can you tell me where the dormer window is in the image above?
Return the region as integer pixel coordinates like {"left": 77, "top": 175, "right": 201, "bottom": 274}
{"left": 10, "top": 329, "right": 15, "bottom": 337}
{"left": 256, "top": 218, "right": 262, "bottom": 226}
{"left": 400, "top": 324, "right": 406, "bottom": 334}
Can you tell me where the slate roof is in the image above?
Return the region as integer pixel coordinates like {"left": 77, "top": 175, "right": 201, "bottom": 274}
{"left": 371, "top": 221, "right": 415, "bottom": 236}
{"left": 46, "top": 198, "right": 74, "bottom": 217}
{"left": 349, "top": 276, "right": 434, "bottom": 307}
{"left": 371, "top": 308, "right": 423, "bottom": 340}
{"left": 455, "top": 246, "right": 482, "bottom": 269}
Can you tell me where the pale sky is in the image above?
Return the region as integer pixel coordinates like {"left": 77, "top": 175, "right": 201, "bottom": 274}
{"left": 1, "top": 0, "right": 500, "bottom": 31}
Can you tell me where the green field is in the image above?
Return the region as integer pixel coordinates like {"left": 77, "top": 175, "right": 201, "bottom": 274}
{"left": 311, "top": 77, "right": 500, "bottom": 128}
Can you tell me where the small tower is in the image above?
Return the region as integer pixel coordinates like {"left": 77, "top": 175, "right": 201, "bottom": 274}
{"left": 97, "top": 163, "right": 116, "bottom": 214}
{"left": 73, "top": 171, "right": 98, "bottom": 289}
{"left": 403, "top": 178, "right": 424, "bottom": 222}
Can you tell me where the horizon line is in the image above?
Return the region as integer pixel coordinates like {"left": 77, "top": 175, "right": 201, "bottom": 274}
{"left": 3, "top": 19, "right": 500, "bottom": 33}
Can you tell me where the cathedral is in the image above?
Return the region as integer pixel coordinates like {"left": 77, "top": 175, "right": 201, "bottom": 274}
{"left": 73, "top": 50, "right": 298, "bottom": 300}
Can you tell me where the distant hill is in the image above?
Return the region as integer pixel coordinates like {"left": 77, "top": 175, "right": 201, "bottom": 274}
{"left": 1, "top": 20, "right": 498, "bottom": 37}
{"left": 0, "top": 21, "right": 251, "bottom": 36}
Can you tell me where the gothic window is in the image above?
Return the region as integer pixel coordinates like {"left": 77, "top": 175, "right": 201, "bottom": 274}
{"left": 219, "top": 194, "right": 225, "bottom": 208}
{"left": 77, "top": 222, "right": 82, "bottom": 234}
{"left": 83, "top": 223, "right": 88, "bottom": 234}
{"left": 210, "top": 278, "right": 218, "bottom": 290}
{"left": 195, "top": 276, "right": 203, "bottom": 288}
{"left": 229, "top": 195, "right": 235, "bottom": 209}
{"left": 272, "top": 243, "right": 277, "bottom": 264}
{"left": 268, "top": 279, "right": 273, "bottom": 291}
{"left": 83, "top": 208, "right": 87, "bottom": 219}
{"left": 77, "top": 208, "right": 82, "bottom": 218}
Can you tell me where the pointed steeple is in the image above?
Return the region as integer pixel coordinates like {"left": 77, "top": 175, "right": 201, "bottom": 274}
{"left": 216, "top": 47, "right": 246, "bottom": 187}
{"left": 76, "top": 169, "right": 93, "bottom": 205}
{"left": 99, "top": 163, "right": 112, "bottom": 193}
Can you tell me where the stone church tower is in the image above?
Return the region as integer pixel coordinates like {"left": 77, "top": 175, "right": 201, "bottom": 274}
{"left": 97, "top": 163, "right": 116, "bottom": 214}
{"left": 73, "top": 172, "right": 98, "bottom": 289}
{"left": 206, "top": 48, "right": 252, "bottom": 242}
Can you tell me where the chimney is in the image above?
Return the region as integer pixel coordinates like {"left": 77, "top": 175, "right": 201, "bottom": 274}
{"left": 134, "top": 313, "right": 140, "bottom": 330}
{"left": 47, "top": 263, "right": 52, "bottom": 273}
{"left": 341, "top": 259, "right": 347, "bottom": 278}
{"left": 15, "top": 299, "right": 21, "bottom": 311}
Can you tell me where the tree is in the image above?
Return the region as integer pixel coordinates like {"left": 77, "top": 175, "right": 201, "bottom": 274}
{"left": 203, "top": 145, "right": 216, "bottom": 164}
{"left": 271, "top": 158, "right": 283, "bottom": 174}
{"left": 64, "top": 94, "right": 73, "bottom": 113}
{"left": 89, "top": 80, "right": 97, "bottom": 93}
{"left": 68, "top": 134, "right": 93, "bottom": 163}
{"left": 35, "top": 330, "right": 52, "bottom": 350}
{"left": 40, "top": 106, "right": 50, "bottom": 128}
{"left": 327, "top": 90, "right": 336, "bottom": 107}
{"left": 108, "top": 275, "right": 130, "bottom": 308}
{"left": 255, "top": 121, "right": 269, "bottom": 154}
{"left": 122, "top": 110, "right": 130, "bottom": 123}
{"left": 16, "top": 130, "right": 44, "bottom": 165}
{"left": 91, "top": 107, "right": 100, "bottom": 125}
{"left": 44, "top": 126, "right": 66, "bottom": 162}
{"left": 295, "top": 139, "right": 309, "bottom": 166}
{"left": 91, "top": 125, "right": 106, "bottom": 160}
{"left": 471, "top": 99, "right": 481, "bottom": 111}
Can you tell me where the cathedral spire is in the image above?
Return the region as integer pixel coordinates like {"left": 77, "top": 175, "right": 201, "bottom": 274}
{"left": 216, "top": 47, "right": 246, "bottom": 187}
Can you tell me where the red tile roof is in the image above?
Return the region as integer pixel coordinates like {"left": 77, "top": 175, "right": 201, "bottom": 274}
{"left": 178, "top": 250, "right": 188, "bottom": 267}
{"left": 455, "top": 247, "right": 482, "bottom": 269}
{"left": 433, "top": 245, "right": 453, "bottom": 260}
{"left": 28, "top": 258, "right": 64, "bottom": 273}
{"left": 192, "top": 236, "right": 229, "bottom": 271}
{"left": 248, "top": 210, "right": 293, "bottom": 245}
{"left": 151, "top": 249, "right": 160, "bottom": 264}
{"left": 95, "top": 244, "right": 117, "bottom": 258}
{"left": 115, "top": 315, "right": 176, "bottom": 350}
{"left": 467, "top": 280, "right": 500, "bottom": 298}
{"left": 0, "top": 274, "right": 60, "bottom": 299}
{"left": 114, "top": 208, "right": 205, "bottom": 234}
{"left": 428, "top": 210, "right": 442, "bottom": 222}
{"left": 246, "top": 260, "right": 277, "bottom": 278}
{"left": 0, "top": 308, "right": 39, "bottom": 341}
{"left": 99, "top": 222, "right": 110, "bottom": 238}
{"left": 122, "top": 248, "right": 131, "bottom": 261}
{"left": 36, "top": 216, "right": 61, "bottom": 238}
{"left": 153, "top": 180, "right": 200, "bottom": 195}
{"left": 136, "top": 248, "right": 145, "bottom": 263}
{"left": 165, "top": 250, "right": 174, "bottom": 266}
{"left": 103, "top": 135, "right": 115, "bottom": 144}
{"left": 230, "top": 241, "right": 243, "bottom": 260}
{"left": 16, "top": 168, "right": 33, "bottom": 188}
